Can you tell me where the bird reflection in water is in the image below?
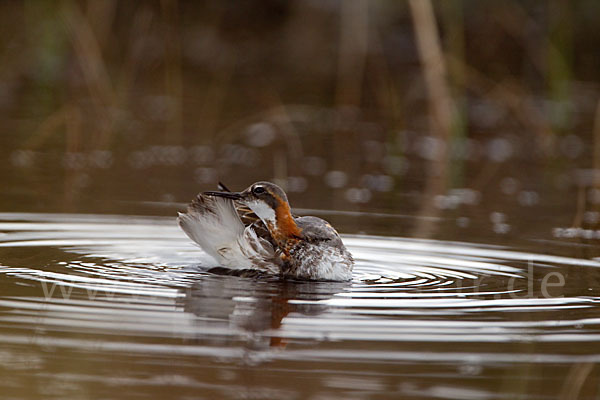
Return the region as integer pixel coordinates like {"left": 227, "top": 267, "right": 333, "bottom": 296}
{"left": 178, "top": 272, "right": 350, "bottom": 349}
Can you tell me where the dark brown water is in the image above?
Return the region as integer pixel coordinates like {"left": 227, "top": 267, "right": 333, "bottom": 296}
{"left": 1, "top": 211, "right": 599, "bottom": 399}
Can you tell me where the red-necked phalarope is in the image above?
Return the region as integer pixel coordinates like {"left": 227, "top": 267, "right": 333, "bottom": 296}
{"left": 178, "top": 181, "right": 354, "bottom": 281}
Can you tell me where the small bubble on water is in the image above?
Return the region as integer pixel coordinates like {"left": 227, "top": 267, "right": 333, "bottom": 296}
{"left": 325, "top": 170, "right": 348, "bottom": 188}
{"left": 362, "top": 174, "right": 394, "bottom": 192}
{"left": 345, "top": 187, "right": 371, "bottom": 203}
{"left": 583, "top": 229, "right": 595, "bottom": 239}
{"left": 459, "top": 364, "right": 483, "bottom": 376}
{"left": 493, "top": 223, "right": 511, "bottom": 234}
{"left": 88, "top": 150, "right": 113, "bottom": 169}
{"left": 517, "top": 190, "right": 539, "bottom": 206}
{"left": 487, "top": 137, "right": 513, "bottom": 162}
{"left": 434, "top": 195, "right": 458, "bottom": 210}
{"left": 449, "top": 188, "right": 480, "bottom": 205}
{"left": 500, "top": 177, "right": 519, "bottom": 195}
{"left": 63, "top": 152, "right": 87, "bottom": 170}
{"left": 561, "top": 227, "right": 579, "bottom": 238}
{"left": 417, "top": 136, "right": 445, "bottom": 160}
{"left": 490, "top": 211, "right": 506, "bottom": 224}
{"left": 195, "top": 167, "right": 218, "bottom": 184}
{"left": 245, "top": 122, "right": 276, "bottom": 147}
{"left": 153, "top": 145, "right": 187, "bottom": 166}
{"left": 10, "top": 150, "right": 35, "bottom": 168}
{"left": 552, "top": 227, "right": 563, "bottom": 238}
{"left": 303, "top": 156, "right": 327, "bottom": 176}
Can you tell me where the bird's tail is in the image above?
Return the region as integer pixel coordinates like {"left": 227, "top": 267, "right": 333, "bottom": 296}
{"left": 178, "top": 193, "right": 277, "bottom": 272}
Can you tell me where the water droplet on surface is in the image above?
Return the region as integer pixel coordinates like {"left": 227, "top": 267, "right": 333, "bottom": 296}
{"left": 490, "top": 212, "right": 506, "bottom": 224}
{"left": 417, "top": 136, "right": 445, "bottom": 160}
{"left": 487, "top": 137, "right": 513, "bottom": 162}
{"left": 245, "top": 122, "right": 276, "bottom": 147}
{"left": 194, "top": 167, "right": 218, "bottom": 184}
{"left": 362, "top": 174, "right": 394, "bottom": 192}
{"left": 517, "top": 191, "right": 539, "bottom": 206}
{"left": 10, "top": 150, "right": 36, "bottom": 168}
{"left": 458, "top": 363, "right": 483, "bottom": 376}
{"left": 434, "top": 195, "right": 459, "bottom": 210}
{"left": 63, "top": 152, "right": 87, "bottom": 170}
{"left": 88, "top": 150, "right": 113, "bottom": 169}
{"left": 324, "top": 170, "right": 348, "bottom": 188}
{"left": 152, "top": 146, "right": 186, "bottom": 166}
{"left": 493, "top": 223, "right": 511, "bottom": 234}
{"left": 345, "top": 188, "right": 371, "bottom": 203}
{"left": 449, "top": 189, "right": 480, "bottom": 205}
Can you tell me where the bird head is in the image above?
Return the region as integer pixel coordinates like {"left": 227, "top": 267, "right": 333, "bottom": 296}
{"left": 204, "top": 181, "right": 301, "bottom": 240}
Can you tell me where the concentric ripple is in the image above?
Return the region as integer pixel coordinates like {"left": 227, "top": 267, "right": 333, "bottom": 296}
{"left": 1, "top": 212, "right": 600, "bottom": 399}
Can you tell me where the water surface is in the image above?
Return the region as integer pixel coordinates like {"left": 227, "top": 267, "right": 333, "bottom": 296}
{"left": 1, "top": 212, "right": 599, "bottom": 399}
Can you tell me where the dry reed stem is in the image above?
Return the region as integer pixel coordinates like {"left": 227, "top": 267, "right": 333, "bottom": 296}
{"left": 61, "top": 0, "right": 116, "bottom": 150}
{"left": 335, "top": 0, "right": 369, "bottom": 107}
{"left": 161, "top": 0, "right": 183, "bottom": 143}
{"left": 409, "top": 0, "right": 455, "bottom": 238}
{"left": 408, "top": 0, "right": 453, "bottom": 141}
{"left": 61, "top": 0, "right": 115, "bottom": 108}
{"left": 593, "top": 99, "right": 600, "bottom": 188}
{"left": 559, "top": 362, "right": 595, "bottom": 400}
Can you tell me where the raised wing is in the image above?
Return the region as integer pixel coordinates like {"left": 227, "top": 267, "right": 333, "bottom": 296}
{"left": 217, "top": 182, "right": 273, "bottom": 244}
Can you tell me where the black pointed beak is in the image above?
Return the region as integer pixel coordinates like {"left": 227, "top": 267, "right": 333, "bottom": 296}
{"left": 203, "top": 190, "right": 242, "bottom": 200}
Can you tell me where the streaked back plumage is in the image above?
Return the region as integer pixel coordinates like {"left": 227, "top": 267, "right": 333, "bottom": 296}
{"left": 177, "top": 194, "right": 279, "bottom": 273}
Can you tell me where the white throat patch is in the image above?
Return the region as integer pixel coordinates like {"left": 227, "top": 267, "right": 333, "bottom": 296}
{"left": 246, "top": 200, "right": 276, "bottom": 224}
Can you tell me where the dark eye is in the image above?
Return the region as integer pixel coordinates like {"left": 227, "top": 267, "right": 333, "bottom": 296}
{"left": 253, "top": 186, "right": 266, "bottom": 195}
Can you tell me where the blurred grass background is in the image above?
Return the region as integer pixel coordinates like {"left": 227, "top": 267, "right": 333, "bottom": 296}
{"left": 1, "top": 0, "right": 600, "bottom": 243}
